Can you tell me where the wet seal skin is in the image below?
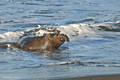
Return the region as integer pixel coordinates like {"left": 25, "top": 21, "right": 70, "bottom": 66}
{"left": 19, "top": 34, "right": 70, "bottom": 51}
{"left": 0, "top": 34, "right": 70, "bottom": 51}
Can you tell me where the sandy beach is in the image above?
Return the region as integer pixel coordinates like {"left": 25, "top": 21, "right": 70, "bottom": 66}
{"left": 52, "top": 74, "right": 120, "bottom": 80}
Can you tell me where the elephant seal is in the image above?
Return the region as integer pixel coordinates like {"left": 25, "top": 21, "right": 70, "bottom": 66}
{"left": 18, "top": 34, "right": 70, "bottom": 51}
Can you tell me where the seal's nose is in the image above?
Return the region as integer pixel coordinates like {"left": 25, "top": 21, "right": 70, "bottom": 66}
{"left": 66, "top": 40, "right": 70, "bottom": 42}
{"left": 65, "top": 36, "right": 70, "bottom": 42}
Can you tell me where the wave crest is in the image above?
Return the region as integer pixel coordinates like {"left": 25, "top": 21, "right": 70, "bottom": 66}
{"left": 0, "top": 23, "right": 120, "bottom": 42}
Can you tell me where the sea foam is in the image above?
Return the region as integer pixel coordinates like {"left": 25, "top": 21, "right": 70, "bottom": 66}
{"left": 0, "top": 22, "right": 119, "bottom": 43}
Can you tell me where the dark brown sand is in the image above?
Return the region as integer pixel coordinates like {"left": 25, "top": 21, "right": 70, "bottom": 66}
{"left": 51, "top": 74, "right": 120, "bottom": 80}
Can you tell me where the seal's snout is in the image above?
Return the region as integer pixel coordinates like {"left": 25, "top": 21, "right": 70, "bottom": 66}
{"left": 66, "top": 39, "right": 70, "bottom": 42}
{"left": 64, "top": 35, "right": 70, "bottom": 42}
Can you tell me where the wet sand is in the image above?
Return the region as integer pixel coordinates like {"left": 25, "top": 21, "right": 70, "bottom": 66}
{"left": 52, "top": 74, "right": 120, "bottom": 80}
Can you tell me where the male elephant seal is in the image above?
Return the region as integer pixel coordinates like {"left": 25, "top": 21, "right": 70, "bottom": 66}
{"left": 18, "top": 34, "right": 70, "bottom": 51}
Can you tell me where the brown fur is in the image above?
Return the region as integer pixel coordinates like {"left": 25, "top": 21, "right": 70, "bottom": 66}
{"left": 18, "top": 34, "right": 70, "bottom": 51}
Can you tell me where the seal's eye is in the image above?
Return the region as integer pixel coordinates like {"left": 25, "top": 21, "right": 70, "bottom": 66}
{"left": 59, "top": 38, "right": 65, "bottom": 42}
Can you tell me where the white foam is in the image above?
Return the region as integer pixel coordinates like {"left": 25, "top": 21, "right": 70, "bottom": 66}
{"left": 40, "top": 61, "right": 120, "bottom": 67}
{"left": 0, "top": 31, "right": 24, "bottom": 43}
{"left": 116, "top": 21, "right": 120, "bottom": 24}
{"left": 57, "top": 23, "right": 102, "bottom": 40}
{"left": 0, "top": 23, "right": 119, "bottom": 43}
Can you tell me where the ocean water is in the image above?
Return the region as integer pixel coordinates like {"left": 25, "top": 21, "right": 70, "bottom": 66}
{"left": 0, "top": 0, "right": 120, "bottom": 80}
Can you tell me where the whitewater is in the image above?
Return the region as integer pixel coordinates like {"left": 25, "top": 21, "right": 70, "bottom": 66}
{"left": 0, "top": 0, "right": 120, "bottom": 80}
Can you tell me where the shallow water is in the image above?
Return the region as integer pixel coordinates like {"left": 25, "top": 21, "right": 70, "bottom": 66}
{"left": 0, "top": 0, "right": 120, "bottom": 80}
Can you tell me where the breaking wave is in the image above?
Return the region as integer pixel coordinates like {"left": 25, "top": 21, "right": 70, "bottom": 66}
{"left": 0, "top": 22, "right": 120, "bottom": 43}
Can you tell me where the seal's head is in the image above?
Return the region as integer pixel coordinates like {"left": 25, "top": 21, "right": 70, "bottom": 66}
{"left": 46, "top": 34, "right": 70, "bottom": 43}
{"left": 57, "top": 34, "right": 70, "bottom": 42}
{"left": 44, "top": 34, "right": 70, "bottom": 49}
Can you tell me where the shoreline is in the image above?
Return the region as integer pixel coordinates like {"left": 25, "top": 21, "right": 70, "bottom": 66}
{"left": 51, "top": 74, "right": 120, "bottom": 80}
